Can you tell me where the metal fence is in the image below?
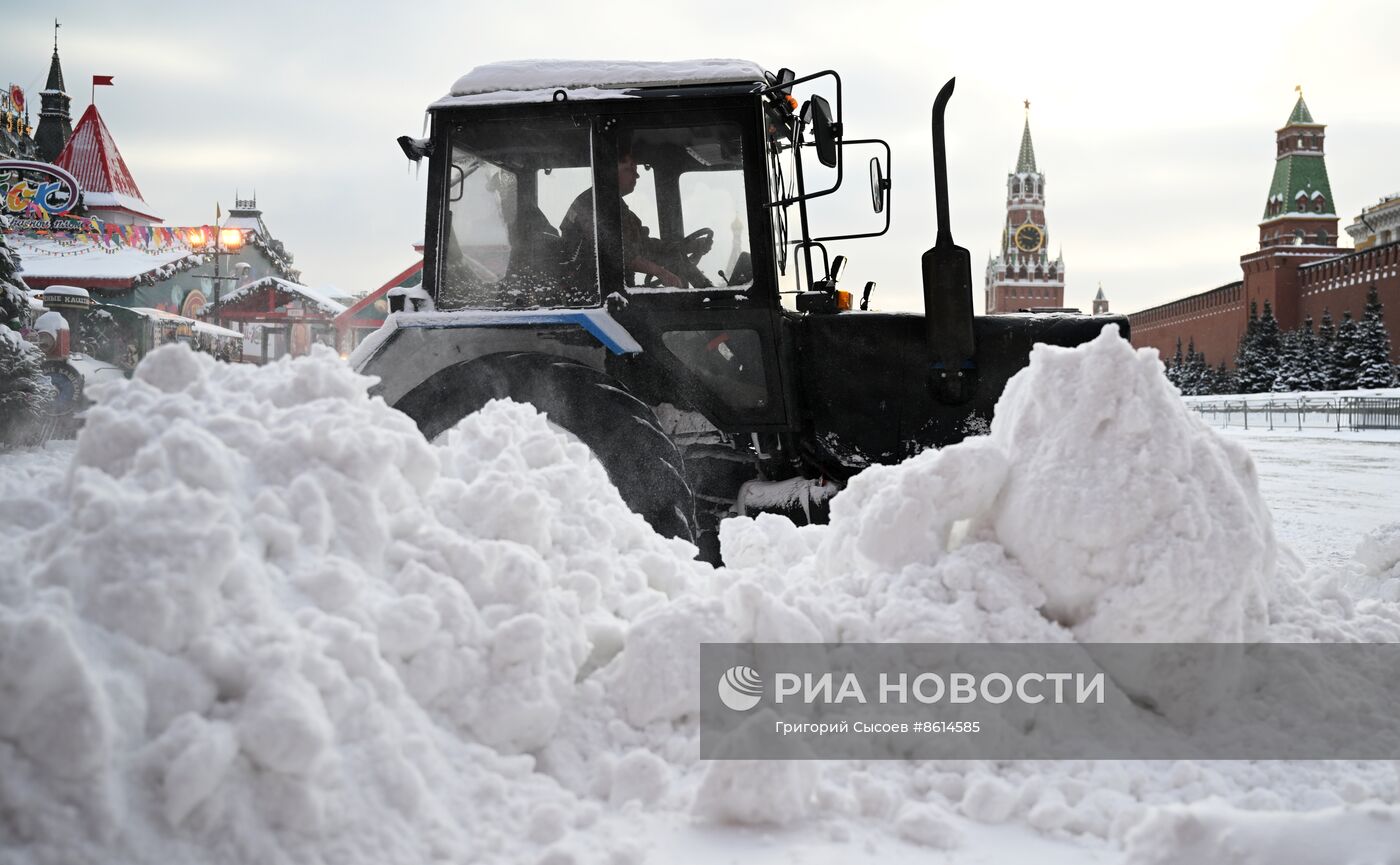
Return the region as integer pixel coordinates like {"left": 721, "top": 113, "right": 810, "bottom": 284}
{"left": 1187, "top": 396, "right": 1400, "bottom": 431}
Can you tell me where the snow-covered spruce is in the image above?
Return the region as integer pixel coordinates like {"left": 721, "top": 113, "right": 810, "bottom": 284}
{"left": 0, "top": 328, "right": 56, "bottom": 448}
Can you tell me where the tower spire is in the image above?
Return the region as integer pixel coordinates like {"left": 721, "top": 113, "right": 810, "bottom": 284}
{"left": 1016, "top": 103, "right": 1037, "bottom": 174}
{"left": 34, "top": 22, "right": 73, "bottom": 163}
{"left": 1287, "top": 85, "right": 1314, "bottom": 125}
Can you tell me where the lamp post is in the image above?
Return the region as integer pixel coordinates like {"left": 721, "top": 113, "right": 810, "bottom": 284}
{"left": 200, "top": 225, "right": 244, "bottom": 327}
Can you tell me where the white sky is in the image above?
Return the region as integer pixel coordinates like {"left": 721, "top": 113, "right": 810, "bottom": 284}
{"left": 10, "top": 0, "right": 1400, "bottom": 315}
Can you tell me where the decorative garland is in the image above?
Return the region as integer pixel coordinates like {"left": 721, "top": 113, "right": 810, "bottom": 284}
{"left": 7, "top": 218, "right": 303, "bottom": 286}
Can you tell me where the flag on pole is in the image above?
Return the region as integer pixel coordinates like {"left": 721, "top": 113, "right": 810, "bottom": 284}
{"left": 91, "top": 75, "right": 114, "bottom": 104}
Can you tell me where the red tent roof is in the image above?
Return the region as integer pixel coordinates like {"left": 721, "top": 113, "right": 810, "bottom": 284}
{"left": 53, "top": 103, "right": 160, "bottom": 222}
{"left": 334, "top": 248, "right": 424, "bottom": 333}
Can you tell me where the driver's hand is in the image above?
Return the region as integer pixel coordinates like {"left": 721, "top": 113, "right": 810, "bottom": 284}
{"left": 657, "top": 268, "right": 683, "bottom": 288}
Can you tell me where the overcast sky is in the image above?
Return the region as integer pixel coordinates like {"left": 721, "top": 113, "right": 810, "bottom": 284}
{"left": 11, "top": 0, "right": 1400, "bottom": 315}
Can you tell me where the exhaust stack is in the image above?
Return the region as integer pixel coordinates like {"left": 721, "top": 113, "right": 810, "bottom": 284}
{"left": 921, "top": 77, "right": 976, "bottom": 404}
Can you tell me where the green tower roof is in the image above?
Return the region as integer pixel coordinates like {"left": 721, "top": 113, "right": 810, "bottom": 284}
{"left": 1287, "top": 95, "right": 1314, "bottom": 125}
{"left": 1264, "top": 153, "right": 1334, "bottom": 219}
{"left": 1016, "top": 118, "right": 1037, "bottom": 174}
{"left": 1262, "top": 92, "right": 1333, "bottom": 220}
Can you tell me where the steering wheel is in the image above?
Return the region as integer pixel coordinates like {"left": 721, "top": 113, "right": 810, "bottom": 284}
{"left": 683, "top": 227, "right": 715, "bottom": 266}
{"left": 638, "top": 227, "right": 717, "bottom": 288}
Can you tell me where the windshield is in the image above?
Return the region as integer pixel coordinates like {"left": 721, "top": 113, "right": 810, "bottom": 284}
{"left": 617, "top": 123, "right": 754, "bottom": 292}
{"left": 440, "top": 119, "right": 599, "bottom": 310}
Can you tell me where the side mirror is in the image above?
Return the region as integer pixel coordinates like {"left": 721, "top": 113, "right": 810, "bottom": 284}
{"left": 802, "top": 95, "right": 839, "bottom": 169}
{"left": 829, "top": 254, "right": 847, "bottom": 284}
{"left": 861, "top": 281, "right": 876, "bottom": 311}
{"left": 776, "top": 68, "right": 796, "bottom": 96}
{"left": 869, "top": 156, "right": 887, "bottom": 213}
{"left": 397, "top": 135, "right": 433, "bottom": 162}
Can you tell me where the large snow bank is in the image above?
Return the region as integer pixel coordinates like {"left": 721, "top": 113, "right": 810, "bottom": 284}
{"left": 2, "top": 344, "right": 706, "bottom": 864}
{"left": 3, "top": 329, "right": 1399, "bottom": 865}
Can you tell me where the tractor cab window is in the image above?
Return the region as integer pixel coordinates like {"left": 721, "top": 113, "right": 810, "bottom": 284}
{"left": 611, "top": 123, "right": 753, "bottom": 292}
{"left": 440, "top": 119, "right": 598, "bottom": 310}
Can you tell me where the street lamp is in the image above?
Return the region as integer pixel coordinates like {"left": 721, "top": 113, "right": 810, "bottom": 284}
{"left": 200, "top": 225, "right": 245, "bottom": 326}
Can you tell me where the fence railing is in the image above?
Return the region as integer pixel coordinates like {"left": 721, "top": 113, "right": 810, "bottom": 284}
{"left": 1186, "top": 396, "right": 1400, "bottom": 431}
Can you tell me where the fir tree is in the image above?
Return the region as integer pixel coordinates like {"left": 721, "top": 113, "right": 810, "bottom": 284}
{"left": 1296, "top": 316, "right": 1328, "bottom": 391}
{"left": 1165, "top": 336, "right": 1184, "bottom": 388}
{"left": 1, "top": 232, "right": 30, "bottom": 331}
{"left": 1355, "top": 285, "right": 1397, "bottom": 388}
{"left": 1334, "top": 311, "right": 1362, "bottom": 391}
{"left": 0, "top": 233, "right": 57, "bottom": 446}
{"left": 1179, "top": 339, "right": 1197, "bottom": 394}
{"left": 0, "top": 328, "right": 56, "bottom": 447}
{"left": 1254, "top": 300, "right": 1283, "bottom": 392}
{"left": 1234, "top": 301, "right": 1264, "bottom": 392}
{"left": 1315, "top": 308, "right": 1338, "bottom": 390}
{"left": 1214, "top": 360, "right": 1234, "bottom": 395}
{"left": 1273, "top": 327, "right": 1305, "bottom": 393}
{"left": 1182, "top": 338, "right": 1211, "bottom": 395}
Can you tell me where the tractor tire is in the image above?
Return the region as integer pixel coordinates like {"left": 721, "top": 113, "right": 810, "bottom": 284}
{"left": 395, "top": 352, "right": 698, "bottom": 545}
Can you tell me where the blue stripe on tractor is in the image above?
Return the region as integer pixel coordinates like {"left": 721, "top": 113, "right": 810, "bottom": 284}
{"left": 399, "top": 310, "right": 641, "bottom": 355}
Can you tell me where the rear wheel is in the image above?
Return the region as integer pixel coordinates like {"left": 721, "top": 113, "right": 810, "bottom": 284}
{"left": 395, "top": 352, "right": 698, "bottom": 544}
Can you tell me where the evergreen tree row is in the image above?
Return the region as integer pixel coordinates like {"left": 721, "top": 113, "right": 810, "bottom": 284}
{"left": 1163, "top": 336, "right": 1233, "bottom": 395}
{"left": 1165, "top": 286, "right": 1398, "bottom": 395}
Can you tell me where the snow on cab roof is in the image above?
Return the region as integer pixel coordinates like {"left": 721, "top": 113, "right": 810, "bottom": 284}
{"left": 431, "top": 59, "right": 767, "bottom": 109}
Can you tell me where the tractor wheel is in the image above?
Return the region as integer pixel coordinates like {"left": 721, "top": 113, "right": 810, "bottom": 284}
{"left": 395, "top": 352, "right": 698, "bottom": 545}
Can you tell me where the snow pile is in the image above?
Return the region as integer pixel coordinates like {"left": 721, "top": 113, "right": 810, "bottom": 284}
{"left": 989, "top": 330, "right": 1272, "bottom": 645}
{"left": 716, "top": 327, "right": 1276, "bottom": 721}
{"left": 2, "top": 344, "right": 705, "bottom": 865}
{"left": 1123, "top": 801, "right": 1400, "bottom": 865}
{"left": 3, "top": 328, "right": 1399, "bottom": 865}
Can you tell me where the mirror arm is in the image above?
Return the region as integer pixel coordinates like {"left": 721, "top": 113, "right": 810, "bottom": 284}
{"left": 757, "top": 69, "right": 842, "bottom": 105}
{"left": 806, "top": 138, "right": 892, "bottom": 243}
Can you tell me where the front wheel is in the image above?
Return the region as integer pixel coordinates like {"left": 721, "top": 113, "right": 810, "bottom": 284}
{"left": 395, "top": 352, "right": 698, "bottom": 545}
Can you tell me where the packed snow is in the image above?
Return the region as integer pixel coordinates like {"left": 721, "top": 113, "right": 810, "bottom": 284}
{"left": 2, "top": 326, "right": 1399, "bottom": 865}
{"left": 435, "top": 59, "right": 767, "bottom": 107}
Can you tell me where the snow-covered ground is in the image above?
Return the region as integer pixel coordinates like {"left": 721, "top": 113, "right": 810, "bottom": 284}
{"left": 1216, "top": 428, "right": 1400, "bottom": 568}
{"left": 2, "top": 330, "right": 1399, "bottom": 865}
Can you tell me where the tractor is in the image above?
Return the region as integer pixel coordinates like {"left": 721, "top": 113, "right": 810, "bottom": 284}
{"left": 353, "top": 60, "right": 1128, "bottom": 561}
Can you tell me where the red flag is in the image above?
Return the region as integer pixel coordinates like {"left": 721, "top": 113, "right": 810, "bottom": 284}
{"left": 92, "top": 75, "right": 114, "bottom": 86}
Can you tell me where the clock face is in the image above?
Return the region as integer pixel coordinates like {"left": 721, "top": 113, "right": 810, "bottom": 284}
{"left": 1015, "top": 223, "right": 1043, "bottom": 252}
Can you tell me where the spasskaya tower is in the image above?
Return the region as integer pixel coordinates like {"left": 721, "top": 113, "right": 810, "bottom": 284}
{"left": 985, "top": 102, "right": 1065, "bottom": 313}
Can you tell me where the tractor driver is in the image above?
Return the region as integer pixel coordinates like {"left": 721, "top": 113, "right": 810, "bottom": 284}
{"left": 561, "top": 152, "right": 713, "bottom": 289}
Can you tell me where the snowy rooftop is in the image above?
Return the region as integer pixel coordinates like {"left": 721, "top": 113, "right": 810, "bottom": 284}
{"left": 10, "top": 235, "right": 196, "bottom": 284}
{"left": 221, "top": 215, "right": 263, "bottom": 232}
{"left": 41, "top": 285, "right": 91, "bottom": 299}
{"left": 218, "top": 275, "right": 351, "bottom": 315}
{"left": 53, "top": 103, "right": 160, "bottom": 222}
{"left": 128, "top": 306, "right": 244, "bottom": 339}
{"left": 433, "top": 59, "right": 766, "bottom": 109}
{"left": 82, "top": 191, "right": 163, "bottom": 220}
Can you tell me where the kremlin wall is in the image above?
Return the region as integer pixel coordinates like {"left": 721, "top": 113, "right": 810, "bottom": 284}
{"left": 1125, "top": 95, "right": 1399, "bottom": 368}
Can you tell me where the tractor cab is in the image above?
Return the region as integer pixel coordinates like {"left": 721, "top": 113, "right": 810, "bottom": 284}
{"left": 396, "top": 60, "right": 883, "bottom": 434}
